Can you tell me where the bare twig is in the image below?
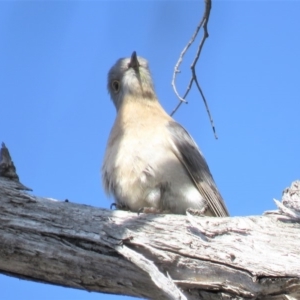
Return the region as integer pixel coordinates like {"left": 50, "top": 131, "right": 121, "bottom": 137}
{"left": 171, "top": 0, "right": 218, "bottom": 139}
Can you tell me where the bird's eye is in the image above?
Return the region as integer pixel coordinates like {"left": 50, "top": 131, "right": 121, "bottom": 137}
{"left": 111, "top": 80, "right": 120, "bottom": 93}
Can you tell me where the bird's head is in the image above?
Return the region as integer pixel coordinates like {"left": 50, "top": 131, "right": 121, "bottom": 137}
{"left": 107, "top": 51, "right": 156, "bottom": 111}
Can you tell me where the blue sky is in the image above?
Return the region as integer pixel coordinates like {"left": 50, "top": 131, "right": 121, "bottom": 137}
{"left": 1, "top": 1, "right": 299, "bottom": 299}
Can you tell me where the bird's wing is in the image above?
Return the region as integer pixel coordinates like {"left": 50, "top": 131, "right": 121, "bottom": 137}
{"left": 167, "top": 121, "right": 229, "bottom": 217}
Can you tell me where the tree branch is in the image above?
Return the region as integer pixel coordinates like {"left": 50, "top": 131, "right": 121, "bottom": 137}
{"left": 0, "top": 144, "right": 300, "bottom": 299}
{"left": 171, "top": 0, "right": 218, "bottom": 139}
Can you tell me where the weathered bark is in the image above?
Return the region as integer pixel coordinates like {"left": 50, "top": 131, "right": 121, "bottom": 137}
{"left": 0, "top": 143, "right": 300, "bottom": 300}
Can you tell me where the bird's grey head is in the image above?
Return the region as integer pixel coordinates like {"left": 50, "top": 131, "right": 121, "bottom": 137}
{"left": 107, "top": 51, "right": 156, "bottom": 111}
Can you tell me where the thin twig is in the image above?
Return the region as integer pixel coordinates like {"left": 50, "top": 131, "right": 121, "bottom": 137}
{"left": 170, "top": 7, "right": 206, "bottom": 107}
{"left": 192, "top": 70, "right": 217, "bottom": 139}
{"left": 171, "top": 0, "right": 217, "bottom": 139}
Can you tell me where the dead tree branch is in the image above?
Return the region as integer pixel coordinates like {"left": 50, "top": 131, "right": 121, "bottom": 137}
{"left": 0, "top": 143, "right": 300, "bottom": 299}
{"left": 171, "top": 0, "right": 218, "bottom": 139}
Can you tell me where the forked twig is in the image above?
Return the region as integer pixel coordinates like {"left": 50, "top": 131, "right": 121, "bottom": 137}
{"left": 171, "top": 0, "right": 217, "bottom": 139}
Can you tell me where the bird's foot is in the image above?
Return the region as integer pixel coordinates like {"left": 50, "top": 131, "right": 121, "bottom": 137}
{"left": 186, "top": 207, "right": 208, "bottom": 217}
{"left": 110, "top": 202, "right": 129, "bottom": 210}
{"left": 138, "top": 207, "right": 170, "bottom": 215}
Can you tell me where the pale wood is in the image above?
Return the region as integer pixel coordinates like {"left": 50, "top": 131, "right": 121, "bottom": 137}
{"left": 0, "top": 143, "right": 300, "bottom": 299}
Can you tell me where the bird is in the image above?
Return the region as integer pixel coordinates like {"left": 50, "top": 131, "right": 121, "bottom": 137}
{"left": 102, "top": 51, "right": 229, "bottom": 217}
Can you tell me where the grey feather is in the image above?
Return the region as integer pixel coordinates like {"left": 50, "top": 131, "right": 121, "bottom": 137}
{"left": 167, "top": 121, "right": 229, "bottom": 217}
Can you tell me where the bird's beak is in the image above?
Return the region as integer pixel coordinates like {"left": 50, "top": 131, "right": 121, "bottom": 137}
{"left": 128, "top": 51, "right": 139, "bottom": 71}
